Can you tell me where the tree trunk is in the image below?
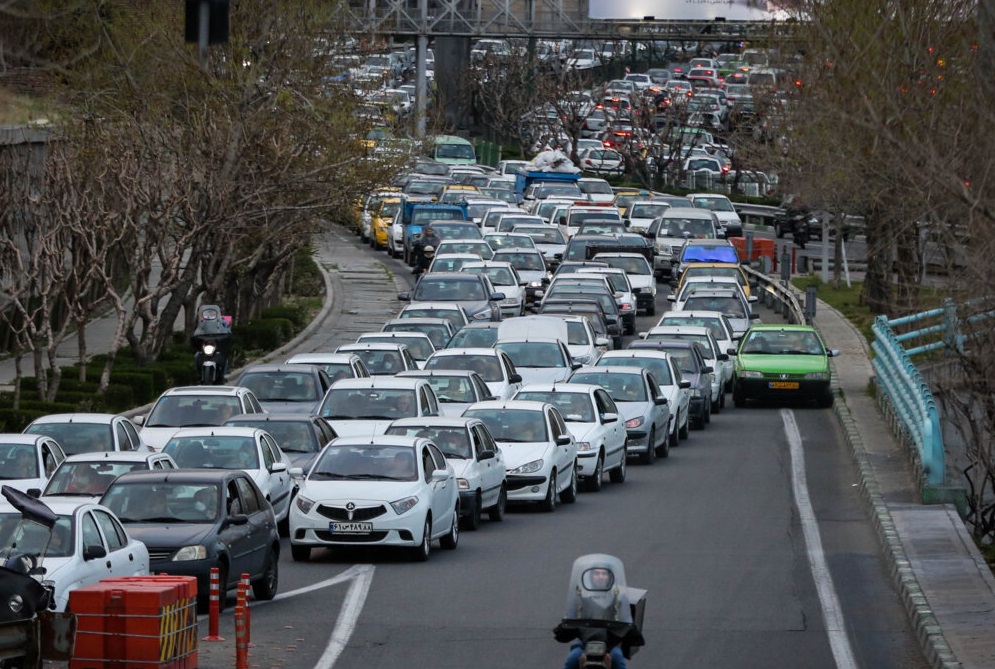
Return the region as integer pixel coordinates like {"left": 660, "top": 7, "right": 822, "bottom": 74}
{"left": 861, "top": 212, "right": 892, "bottom": 313}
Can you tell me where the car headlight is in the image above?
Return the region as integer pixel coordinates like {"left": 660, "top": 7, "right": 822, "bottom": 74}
{"left": 511, "top": 459, "right": 544, "bottom": 475}
{"left": 501, "top": 297, "right": 520, "bottom": 306}
{"left": 472, "top": 310, "right": 492, "bottom": 320}
{"left": 657, "top": 244, "right": 672, "bottom": 255}
{"left": 804, "top": 372, "right": 830, "bottom": 379}
{"left": 458, "top": 478, "right": 469, "bottom": 490}
{"left": 7, "top": 594, "right": 23, "bottom": 614}
{"left": 625, "top": 417, "right": 644, "bottom": 429}
{"left": 173, "top": 545, "right": 208, "bottom": 561}
{"left": 739, "top": 370, "right": 764, "bottom": 379}
{"left": 574, "top": 354, "right": 591, "bottom": 365}
{"left": 575, "top": 442, "right": 592, "bottom": 452}
{"left": 391, "top": 496, "right": 419, "bottom": 515}
{"left": 691, "top": 388, "right": 703, "bottom": 398}
{"left": 529, "top": 281, "right": 544, "bottom": 288}
{"left": 295, "top": 494, "right": 315, "bottom": 514}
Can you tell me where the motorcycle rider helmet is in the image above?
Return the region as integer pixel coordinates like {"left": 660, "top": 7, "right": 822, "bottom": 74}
{"left": 423, "top": 245, "right": 436, "bottom": 258}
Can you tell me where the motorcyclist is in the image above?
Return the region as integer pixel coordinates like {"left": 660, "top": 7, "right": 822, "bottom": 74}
{"left": 412, "top": 243, "right": 436, "bottom": 276}
{"left": 412, "top": 224, "right": 442, "bottom": 274}
{"left": 191, "top": 305, "right": 233, "bottom": 384}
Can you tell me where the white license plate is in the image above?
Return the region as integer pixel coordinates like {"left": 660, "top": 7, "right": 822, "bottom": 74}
{"left": 330, "top": 522, "right": 373, "bottom": 533}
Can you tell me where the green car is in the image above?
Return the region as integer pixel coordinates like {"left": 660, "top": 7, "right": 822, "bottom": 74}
{"left": 731, "top": 324, "right": 838, "bottom": 408}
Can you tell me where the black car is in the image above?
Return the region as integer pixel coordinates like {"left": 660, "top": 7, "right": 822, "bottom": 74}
{"left": 627, "top": 339, "right": 714, "bottom": 429}
{"left": 223, "top": 413, "right": 337, "bottom": 473}
{"left": 542, "top": 289, "right": 624, "bottom": 348}
{"left": 100, "top": 469, "right": 280, "bottom": 612}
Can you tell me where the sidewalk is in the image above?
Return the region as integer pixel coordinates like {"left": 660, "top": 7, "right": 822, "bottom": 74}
{"left": 5, "top": 227, "right": 995, "bottom": 669}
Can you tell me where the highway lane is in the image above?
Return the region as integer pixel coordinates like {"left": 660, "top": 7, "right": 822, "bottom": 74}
{"left": 196, "top": 227, "right": 927, "bottom": 669}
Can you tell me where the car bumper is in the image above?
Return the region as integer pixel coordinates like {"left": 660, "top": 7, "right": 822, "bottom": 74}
{"left": 576, "top": 450, "right": 601, "bottom": 476}
{"left": 624, "top": 429, "right": 650, "bottom": 454}
{"left": 635, "top": 292, "right": 655, "bottom": 311}
{"left": 290, "top": 506, "right": 427, "bottom": 548}
{"left": 505, "top": 473, "right": 549, "bottom": 501}
{"left": 735, "top": 377, "right": 831, "bottom": 401}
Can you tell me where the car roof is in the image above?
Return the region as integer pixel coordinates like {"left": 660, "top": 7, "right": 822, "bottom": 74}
{"left": 238, "top": 364, "right": 322, "bottom": 374}
{"left": 111, "top": 469, "right": 243, "bottom": 485}
{"left": 61, "top": 452, "right": 162, "bottom": 463}
{"left": 328, "top": 377, "right": 428, "bottom": 390}
{"left": 167, "top": 426, "right": 262, "bottom": 439}
{"left": 0, "top": 434, "right": 59, "bottom": 445}
{"left": 26, "top": 413, "right": 123, "bottom": 425}
{"left": 464, "top": 399, "right": 550, "bottom": 412}
{"left": 388, "top": 416, "right": 482, "bottom": 428}
{"left": 159, "top": 386, "right": 251, "bottom": 397}
{"left": 430, "top": 347, "right": 503, "bottom": 357}
{"left": 286, "top": 353, "right": 360, "bottom": 363}
{"left": 327, "top": 435, "right": 428, "bottom": 449}
{"left": 573, "top": 365, "right": 646, "bottom": 376}
{"left": 337, "top": 342, "right": 411, "bottom": 352}
{"left": 224, "top": 413, "right": 323, "bottom": 423}
{"left": 517, "top": 382, "right": 600, "bottom": 394}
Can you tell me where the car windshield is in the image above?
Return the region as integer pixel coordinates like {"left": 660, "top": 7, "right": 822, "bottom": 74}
{"left": 164, "top": 435, "right": 260, "bottom": 470}
{"left": 224, "top": 419, "right": 318, "bottom": 453}
{"left": 495, "top": 342, "right": 565, "bottom": 368}
{"left": 741, "top": 330, "right": 825, "bottom": 355}
{"left": 648, "top": 332, "right": 715, "bottom": 357}
{"left": 485, "top": 235, "right": 534, "bottom": 250}
{"left": 660, "top": 316, "right": 727, "bottom": 341}
{"left": 570, "top": 373, "right": 647, "bottom": 402}
{"left": 309, "top": 445, "right": 418, "bottom": 481}
{"left": 349, "top": 349, "right": 405, "bottom": 375}
{"left": 629, "top": 203, "right": 669, "bottom": 219}
{"left": 434, "top": 224, "right": 481, "bottom": 240}
{"left": 599, "top": 357, "right": 673, "bottom": 385}
{"left": 565, "top": 321, "right": 591, "bottom": 345}
{"left": 24, "top": 423, "right": 114, "bottom": 456}
{"left": 520, "top": 228, "right": 566, "bottom": 244}
{"left": 384, "top": 322, "right": 452, "bottom": 348}
{"left": 424, "top": 354, "right": 502, "bottom": 382}
{"left": 238, "top": 372, "right": 319, "bottom": 403}
{"left": 429, "top": 256, "right": 476, "bottom": 273}
{"left": 437, "top": 143, "right": 475, "bottom": 160}
{"left": 464, "top": 266, "right": 516, "bottom": 286}
{"left": 385, "top": 426, "right": 471, "bottom": 459}
{"left": 652, "top": 347, "right": 698, "bottom": 373}
{"left": 419, "top": 376, "right": 475, "bottom": 403}
{"left": 103, "top": 482, "right": 221, "bottom": 523}
{"left": 406, "top": 181, "right": 445, "bottom": 197}
{"left": 463, "top": 408, "right": 548, "bottom": 442}
{"left": 144, "top": 397, "right": 241, "bottom": 428}
{"left": 413, "top": 278, "right": 487, "bottom": 301}
{"left": 570, "top": 211, "right": 621, "bottom": 226}
{"left": 684, "top": 296, "right": 747, "bottom": 318}
{"left": 548, "top": 289, "right": 615, "bottom": 314}
{"left": 0, "top": 514, "right": 73, "bottom": 558}
{"left": 516, "top": 392, "right": 594, "bottom": 422}
{"left": 400, "top": 308, "right": 465, "bottom": 330}
{"left": 495, "top": 252, "right": 545, "bottom": 271}
{"left": 436, "top": 242, "right": 492, "bottom": 260}
{"left": 664, "top": 219, "right": 716, "bottom": 239}
{"left": 578, "top": 181, "right": 613, "bottom": 195}
{"left": 319, "top": 389, "right": 419, "bottom": 420}
{"left": 447, "top": 326, "right": 498, "bottom": 348}
{"left": 360, "top": 336, "right": 433, "bottom": 360}
{"left": 44, "top": 461, "right": 147, "bottom": 496}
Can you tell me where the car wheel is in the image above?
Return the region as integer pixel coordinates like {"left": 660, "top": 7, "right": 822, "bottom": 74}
{"left": 710, "top": 394, "right": 719, "bottom": 416}
{"left": 733, "top": 386, "right": 746, "bottom": 408}
{"left": 411, "top": 517, "right": 432, "bottom": 562}
{"left": 252, "top": 548, "right": 279, "bottom": 601}
{"left": 609, "top": 449, "right": 627, "bottom": 483}
{"left": 819, "top": 388, "right": 835, "bottom": 408}
{"left": 462, "top": 493, "right": 481, "bottom": 531}
{"left": 560, "top": 466, "right": 578, "bottom": 503}
{"left": 655, "top": 425, "right": 670, "bottom": 458}
{"left": 679, "top": 413, "right": 690, "bottom": 440}
{"left": 488, "top": 485, "right": 507, "bottom": 522}
{"left": 291, "top": 544, "right": 311, "bottom": 562}
{"left": 277, "top": 513, "right": 290, "bottom": 538}
{"left": 585, "top": 455, "right": 604, "bottom": 492}
{"left": 719, "top": 390, "right": 726, "bottom": 410}
{"left": 540, "top": 470, "right": 558, "bottom": 512}
{"left": 440, "top": 507, "right": 459, "bottom": 550}
{"left": 669, "top": 422, "right": 679, "bottom": 448}
{"left": 640, "top": 429, "right": 656, "bottom": 465}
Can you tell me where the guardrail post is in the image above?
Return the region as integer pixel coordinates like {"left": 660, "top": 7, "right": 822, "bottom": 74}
{"left": 805, "top": 286, "right": 817, "bottom": 324}
{"left": 942, "top": 297, "right": 960, "bottom": 354}
{"left": 202, "top": 567, "right": 224, "bottom": 642}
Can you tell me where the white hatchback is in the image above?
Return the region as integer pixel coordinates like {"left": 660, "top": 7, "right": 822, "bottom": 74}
{"left": 0, "top": 434, "right": 67, "bottom": 495}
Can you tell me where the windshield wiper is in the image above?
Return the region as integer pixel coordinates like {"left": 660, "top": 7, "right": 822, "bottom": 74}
{"left": 141, "top": 516, "right": 186, "bottom": 523}
{"left": 359, "top": 415, "right": 395, "bottom": 420}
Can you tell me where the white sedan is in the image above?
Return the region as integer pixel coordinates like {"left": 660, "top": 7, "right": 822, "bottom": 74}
{"left": 513, "top": 383, "right": 626, "bottom": 492}
{"left": 161, "top": 427, "right": 295, "bottom": 532}
{"left": 462, "top": 400, "right": 578, "bottom": 511}
{"left": 0, "top": 434, "right": 67, "bottom": 496}
{"left": 386, "top": 416, "right": 507, "bottom": 530}
{"left": 0, "top": 492, "right": 150, "bottom": 612}
{"left": 289, "top": 436, "right": 460, "bottom": 562}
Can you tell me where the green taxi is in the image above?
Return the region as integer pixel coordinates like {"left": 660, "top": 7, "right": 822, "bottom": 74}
{"left": 731, "top": 324, "right": 838, "bottom": 408}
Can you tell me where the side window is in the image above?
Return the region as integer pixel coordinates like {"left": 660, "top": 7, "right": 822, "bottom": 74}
{"left": 427, "top": 443, "right": 447, "bottom": 471}
{"left": 473, "top": 376, "right": 490, "bottom": 400}
{"left": 247, "top": 394, "right": 264, "bottom": 413}
{"left": 122, "top": 421, "right": 142, "bottom": 450}
{"left": 94, "top": 510, "right": 127, "bottom": 551}
{"left": 671, "top": 361, "right": 684, "bottom": 383}
{"left": 418, "top": 387, "right": 430, "bottom": 415}
{"left": 470, "top": 426, "right": 488, "bottom": 457}
{"left": 114, "top": 423, "right": 133, "bottom": 451}
{"left": 645, "top": 373, "right": 658, "bottom": 397}
{"left": 421, "top": 448, "right": 435, "bottom": 483}
{"left": 259, "top": 437, "right": 275, "bottom": 469}
{"left": 594, "top": 390, "right": 614, "bottom": 415}
{"left": 547, "top": 409, "right": 563, "bottom": 441}
{"left": 81, "top": 512, "right": 103, "bottom": 549}
{"left": 319, "top": 421, "right": 337, "bottom": 446}
{"left": 235, "top": 477, "right": 262, "bottom": 514}
{"left": 226, "top": 481, "right": 243, "bottom": 516}
{"left": 42, "top": 445, "right": 59, "bottom": 477}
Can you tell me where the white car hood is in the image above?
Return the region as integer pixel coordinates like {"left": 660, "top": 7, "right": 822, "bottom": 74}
{"left": 712, "top": 211, "right": 742, "bottom": 224}
{"left": 567, "top": 345, "right": 596, "bottom": 365}
{"left": 325, "top": 420, "right": 395, "bottom": 437}
{"left": 628, "top": 275, "right": 655, "bottom": 291}
{"left": 517, "top": 367, "right": 572, "bottom": 386}
{"left": 303, "top": 480, "right": 424, "bottom": 502}
{"left": 139, "top": 427, "right": 184, "bottom": 452}
{"left": 496, "top": 441, "right": 553, "bottom": 470}
{"left": 485, "top": 381, "right": 512, "bottom": 399}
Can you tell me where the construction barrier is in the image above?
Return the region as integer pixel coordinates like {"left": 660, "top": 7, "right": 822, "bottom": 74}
{"left": 68, "top": 575, "right": 198, "bottom": 669}
{"left": 730, "top": 236, "right": 776, "bottom": 267}
{"left": 202, "top": 567, "right": 224, "bottom": 642}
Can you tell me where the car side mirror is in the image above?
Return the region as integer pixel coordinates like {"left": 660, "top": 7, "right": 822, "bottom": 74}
{"left": 490, "top": 292, "right": 506, "bottom": 301}
{"left": 83, "top": 545, "right": 108, "bottom": 561}
{"left": 726, "top": 347, "right": 738, "bottom": 356}
{"left": 270, "top": 462, "right": 287, "bottom": 473}
{"left": 595, "top": 337, "right": 610, "bottom": 347}
{"left": 703, "top": 366, "right": 714, "bottom": 374}
{"left": 430, "top": 470, "right": 449, "bottom": 483}
{"left": 555, "top": 435, "right": 572, "bottom": 446}
{"left": 397, "top": 292, "right": 411, "bottom": 301}
{"left": 571, "top": 362, "right": 582, "bottom": 370}
{"left": 289, "top": 467, "right": 304, "bottom": 478}
{"left": 601, "top": 412, "right": 619, "bottom": 423}
{"left": 479, "top": 450, "right": 495, "bottom": 461}
{"left": 133, "top": 415, "right": 145, "bottom": 426}
{"left": 654, "top": 396, "right": 668, "bottom": 406}
{"left": 509, "top": 373, "right": 523, "bottom": 383}
{"left": 679, "top": 380, "right": 691, "bottom": 389}
{"left": 718, "top": 353, "right": 729, "bottom": 361}
{"left": 27, "top": 489, "right": 41, "bottom": 499}
{"left": 227, "top": 513, "right": 250, "bottom": 526}
{"left": 828, "top": 349, "right": 841, "bottom": 357}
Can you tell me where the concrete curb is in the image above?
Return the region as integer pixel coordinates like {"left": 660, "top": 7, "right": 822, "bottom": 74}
{"left": 816, "top": 298, "right": 963, "bottom": 669}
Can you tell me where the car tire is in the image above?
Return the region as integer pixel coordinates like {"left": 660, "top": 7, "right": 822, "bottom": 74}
{"left": 411, "top": 517, "right": 432, "bottom": 562}
{"left": 560, "top": 466, "right": 578, "bottom": 504}
{"left": 719, "top": 391, "right": 726, "bottom": 410}
{"left": 819, "top": 388, "right": 835, "bottom": 408}
{"left": 640, "top": 430, "right": 656, "bottom": 465}
{"left": 291, "top": 544, "right": 311, "bottom": 562}
{"left": 277, "top": 513, "right": 290, "bottom": 538}
{"left": 679, "top": 413, "right": 690, "bottom": 440}
{"left": 711, "top": 394, "right": 720, "bottom": 415}
{"left": 655, "top": 425, "right": 670, "bottom": 459}
{"left": 252, "top": 548, "right": 279, "bottom": 601}
{"left": 440, "top": 507, "right": 459, "bottom": 550}
{"left": 540, "top": 471, "right": 558, "bottom": 512}
{"left": 609, "top": 449, "right": 627, "bottom": 483}
{"left": 585, "top": 455, "right": 604, "bottom": 492}
{"left": 733, "top": 386, "right": 746, "bottom": 408}
{"left": 462, "top": 493, "right": 481, "bottom": 531}
{"left": 669, "top": 422, "right": 679, "bottom": 449}
{"left": 488, "top": 485, "right": 507, "bottom": 522}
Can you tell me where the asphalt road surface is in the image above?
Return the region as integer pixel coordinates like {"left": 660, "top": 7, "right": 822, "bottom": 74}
{"left": 189, "top": 226, "right": 928, "bottom": 669}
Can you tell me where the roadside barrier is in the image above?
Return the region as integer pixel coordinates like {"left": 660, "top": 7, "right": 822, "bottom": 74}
{"left": 69, "top": 575, "right": 198, "bottom": 669}
{"left": 202, "top": 567, "right": 224, "bottom": 642}
{"left": 239, "top": 572, "right": 253, "bottom": 647}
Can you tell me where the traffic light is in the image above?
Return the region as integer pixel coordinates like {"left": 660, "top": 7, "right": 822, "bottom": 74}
{"left": 185, "top": 0, "right": 229, "bottom": 45}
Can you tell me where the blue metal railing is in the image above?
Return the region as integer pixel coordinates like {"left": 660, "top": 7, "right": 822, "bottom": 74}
{"left": 871, "top": 304, "right": 952, "bottom": 486}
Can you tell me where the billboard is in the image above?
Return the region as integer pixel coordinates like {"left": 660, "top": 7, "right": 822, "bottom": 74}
{"left": 588, "top": 0, "right": 794, "bottom": 21}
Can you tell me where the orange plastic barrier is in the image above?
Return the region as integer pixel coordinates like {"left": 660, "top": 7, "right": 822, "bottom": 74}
{"left": 69, "top": 575, "right": 198, "bottom": 669}
{"left": 730, "top": 236, "right": 775, "bottom": 264}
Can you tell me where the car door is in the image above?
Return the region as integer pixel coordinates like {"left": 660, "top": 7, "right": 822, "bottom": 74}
{"left": 546, "top": 407, "right": 574, "bottom": 492}
{"left": 234, "top": 475, "right": 272, "bottom": 578}
{"left": 263, "top": 434, "right": 292, "bottom": 518}
{"left": 594, "top": 389, "right": 626, "bottom": 466}
{"left": 73, "top": 509, "right": 117, "bottom": 591}
{"left": 422, "top": 445, "right": 451, "bottom": 538}
{"left": 645, "top": 372, "right": 670, "bottom": 440}
{"left": 470, "top": 423, "right": 503, "bottom": 509}
{"left": 93, "top": 508, "right": 145, "bottom": 577}
{"left": 220, "top": 477, "right": 260, "bottom": 585}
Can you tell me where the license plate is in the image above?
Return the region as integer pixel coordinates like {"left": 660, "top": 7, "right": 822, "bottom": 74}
{"left": 330, "top": 522, "right": 373, "bottom": 533}
{"left": 769, "top": 381, "right": 800, "bottom": 390}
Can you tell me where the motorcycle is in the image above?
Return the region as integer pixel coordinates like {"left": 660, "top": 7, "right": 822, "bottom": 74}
{"left": 0, "top": 486, "right": 75, "bottom": 669}
{"left": 792, "top": 215, "right": 811, "bottom": 249}
{"left": 554, "top": 554, "right": 646, "bottom": 669}
{"left": 191, "top": 304, "right": 233, "bottom": 385}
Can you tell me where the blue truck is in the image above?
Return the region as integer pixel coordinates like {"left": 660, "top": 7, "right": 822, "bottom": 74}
{"left": 400, "top": 201, "right": 469, "bottom": 265}
{"left": 513, "top": 170, "right": 581, "bottom": 204}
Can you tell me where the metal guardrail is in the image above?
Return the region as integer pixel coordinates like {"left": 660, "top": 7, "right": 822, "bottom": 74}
{"left": 742, "top": 265, "right": 806, "bottom": 325}
{"left": 870, "top": 310, "right": 948, "bottom": 486}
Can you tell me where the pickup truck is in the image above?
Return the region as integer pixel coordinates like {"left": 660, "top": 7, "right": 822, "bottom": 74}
{"left": 399, "top": 201, "right": 469, "bottom": 265}
{"left": 514, "top": 170, "right": 582, "bottom": 203}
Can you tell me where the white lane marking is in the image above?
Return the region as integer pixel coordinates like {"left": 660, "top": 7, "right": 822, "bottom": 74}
{"left": 313, "top": 563, "right": 376, "bottom": 669}
{"left": 782, "top": 409, "right": 858, "bottom": 669}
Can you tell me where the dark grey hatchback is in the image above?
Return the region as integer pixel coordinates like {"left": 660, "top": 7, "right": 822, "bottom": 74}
{"left": 100, "top": 469, "right": 280, "bottom": 612}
